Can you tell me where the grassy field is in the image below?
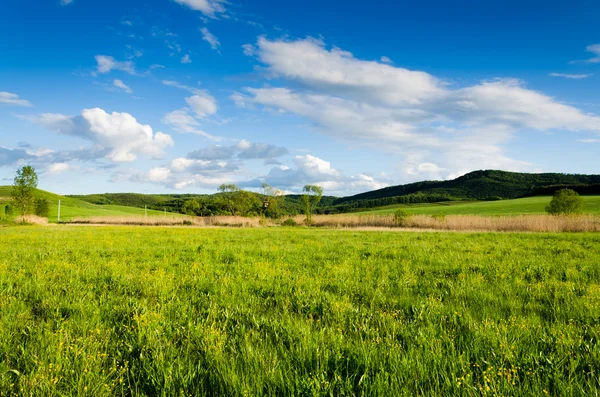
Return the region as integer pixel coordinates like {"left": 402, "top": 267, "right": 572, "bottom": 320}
{"left": 0, "top": 186, "right": 178, "bottom": 222}
{"left": 355, "top": 195, "right": 600, "bottom": 216}
{"left": 1, "top": 227, "right": 599, "bottom": 396}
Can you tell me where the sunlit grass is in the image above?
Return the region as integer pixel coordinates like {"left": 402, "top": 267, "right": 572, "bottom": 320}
{"left": 1, "top": 227, "right": 599, "bottom": 396}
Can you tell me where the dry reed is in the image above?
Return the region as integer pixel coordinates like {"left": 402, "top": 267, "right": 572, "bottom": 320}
{"left": 15, "top": 215, "right": 49, "bottom": 225}
{"left": 293, "top": 214, "right": 600, "bottom": 232}
{"left": 68, "top": 213, "right": 600, "bottom": 232}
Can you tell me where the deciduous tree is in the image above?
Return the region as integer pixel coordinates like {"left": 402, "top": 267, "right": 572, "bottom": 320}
{"left": 302, "top": 185, "right": 323, "bottom": 225}
{"left": 12, "top": 166, "right": 38, "bottom": 215}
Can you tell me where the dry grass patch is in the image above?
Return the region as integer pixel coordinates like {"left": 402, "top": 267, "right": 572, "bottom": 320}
{"left": 298, "top": 214, "right": 600, "bottom": 232}
{"left": 14, "top": 215, "right": 49, "bottom": 225}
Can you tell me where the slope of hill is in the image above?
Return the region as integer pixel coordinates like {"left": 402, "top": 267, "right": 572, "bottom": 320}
{"left": 332, "top": 170, "right": 600, "bottom": 208}
{"left": 354, "top": 195, "right": 600, "bottom": 216}
{"left": 0, "top": 186, "right": 179, "bottom": 222}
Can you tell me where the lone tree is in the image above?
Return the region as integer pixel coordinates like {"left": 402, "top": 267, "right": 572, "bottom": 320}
{"left": 302, "top": 185, "right": 323, "bottom": 225}
{"left": 546, "top": 189, "right": 583, "bottom": 215}
{"left": 12, "top": 166, "right": 38, "bottom": 215}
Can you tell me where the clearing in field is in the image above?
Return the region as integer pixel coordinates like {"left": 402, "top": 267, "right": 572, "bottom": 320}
{"left": 1, "top": 226, "right": 599, "bottom": 396}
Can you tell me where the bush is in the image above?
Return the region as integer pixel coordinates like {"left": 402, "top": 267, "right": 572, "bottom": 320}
{"left": 545, "top": 189, "right": 583, "bottom": 215}
{"left": 34, "top": 198, "right": 50, "bottom": 217}
{"left": 282, "top": 218, "right": 297, "bottom": 227}
{"left": 394, "top": 209, "right": 412, "bottom": 227}
{"left": 4, "top": 204, "right": 14, "bottom": 216}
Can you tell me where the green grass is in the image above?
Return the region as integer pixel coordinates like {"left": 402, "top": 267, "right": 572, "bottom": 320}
{"left": 355, "top": 195, "right": 600, "bottom": 216}
{"left": 0, "top": 186, "right": 179, "bottom": 222}
{"left": 1, "top": 227, "right": 599, "bottom": 396}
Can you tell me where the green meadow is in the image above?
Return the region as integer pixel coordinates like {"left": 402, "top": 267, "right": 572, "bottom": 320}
{"left": 1, "top": 226, "right": 599, "bottom": 396}
{"left": 355, "top": 195, "right": 600, "bottom": 216}
{"left": 0, "top": 187, "right": 179, "bottom": 222}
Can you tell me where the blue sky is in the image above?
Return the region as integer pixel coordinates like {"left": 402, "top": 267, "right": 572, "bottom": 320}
{"left": 1, "top": 0, "right": 599, "bottom": 195}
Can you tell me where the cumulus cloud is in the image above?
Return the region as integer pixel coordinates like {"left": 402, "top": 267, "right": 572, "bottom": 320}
{"left": 117, "top": 140, "right": 290, "bottom": 190}
{"left": 95, "top": 55, "right": 136, "bottom": 75}
{"left": 237, "top": 37, "right": 600, "bottom": 181}
{"left": 255, "top": 154, "right": 390, "bottom": 195}
{"left": 549, "top": 73, "right": 592, "bottom": 79}
{"left": 185, "top": 93, "right": 218, "bottom": 118}
{"left": 113, "top": 79, "right": 133, "bottom": 94}
{"left": 0, "top": 92, "right": 32, "bottom": 107}
{"left": 200, "top": 27, "right": 220, "bottom": 50}
{"left": 115, "top": 156, "right": 241, "bottom": 189}
{"left": 30, "top": 108, "right": 173, "bottom": 162}
{"left": 48, "top": 162, "right": 74, "bottom": 174}
{"left": 173, "top": 0, "right": 226, "bottom": 18}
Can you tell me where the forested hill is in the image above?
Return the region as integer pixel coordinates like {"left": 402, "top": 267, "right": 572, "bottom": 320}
{"left": 332, "top": 170, "right": 600, "bottom": 207}
{"left": 68, "top": 170, "right": 600, "bottom": 215}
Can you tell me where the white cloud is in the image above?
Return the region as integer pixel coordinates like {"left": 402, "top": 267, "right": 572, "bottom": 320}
{"left": 162, "top": 109, "right": 217, "bottom": 139}
{"left": 549, "top": 73, "right": 592, "bottom": 79}
{"left": 181, "top": 54, "right": 192, "bottom": 64}
{"left": 200, "top": 27, "right": 220, "bottom": 50}
{"left": 258, "top": 154, "right": 390, "bottom": 195}
{"left": 162, "top": 80, "right": 204, "bottom": 95}
{"left": 0, "top": 92, "right": 32, "bottom": 107}
{"left": 113, "top": 79, "right": 133, "bottom": 94}
{"left": 60, "top": 0, "right": 73, "bottom": 5}
{"left": 148, "top": 167, "right": 171, "bottom": 182}
{"left": 578, "top": 138, "right": 600, "bottom": 143}
{"left": 572, "top": 44, "right": 600, "bottom": 64}
{"left": 161, "top": 82, "right": 219, "bottom": 139}
{"left": 380, "top": 56, "right": 392, "bottom": 64}
{"left": 185, "top": 93, "right": 218, "bottom": 118}
{"left": 252, "top": 37, "right": 445, "bottom": 106}
{"left": 95, "top": 55, "right": 136, "bottom": 75}
{"left": 242, "top": 44, "right": 255, "bottom": 56}
{"left": 32, "top": 108, "right": 173, "bottom": 162}
{"left": 173, "top": 0, "right": 226, "bottom": 18}
{"left": 187, "top": 140, "right": 288, "bottom": 161}
{"left": 48, "top": 162, "right": 72, "bottom": 174}
{"left": 237, "top": 37, "right": 600, "bottom": 181}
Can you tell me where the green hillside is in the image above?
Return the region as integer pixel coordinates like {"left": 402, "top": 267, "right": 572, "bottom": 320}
{"left": 332, "top": 170, "right": 600, "bottom": 210}
{"left": 355, "top": 195, "right": 600, "bottom": 216}
{"left": 0, "top": 186, "right": 179, "bottom": 222}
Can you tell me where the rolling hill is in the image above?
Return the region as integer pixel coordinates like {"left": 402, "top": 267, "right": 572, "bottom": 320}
{"left": 0, "top": 186, "right": 180, "bottom": 222}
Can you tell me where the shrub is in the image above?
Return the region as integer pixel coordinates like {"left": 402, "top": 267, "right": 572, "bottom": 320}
{"left": 282, "top": 218, "right": 297, "bottom": 227}
{"left": 545, "top": 189, "right": 583, "bottom": 215}
{"left": 34, "top": 198, "right": 50, "bottom": 217}
{"left": 394, "top": 209, "right": 412, "bottom": 227}
{"left": 4, "top": 204, "right": 14, "bottom": 217}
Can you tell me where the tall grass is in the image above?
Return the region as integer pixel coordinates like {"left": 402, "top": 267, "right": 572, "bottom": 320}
{"left": 68, "top": 213, "right": 600, "bottom": 232}
{"left": 0, "top": 227, "right": 599, "bottom": 396}
{"left": 296, "top": 214, "right": 600, "bottom": 232}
